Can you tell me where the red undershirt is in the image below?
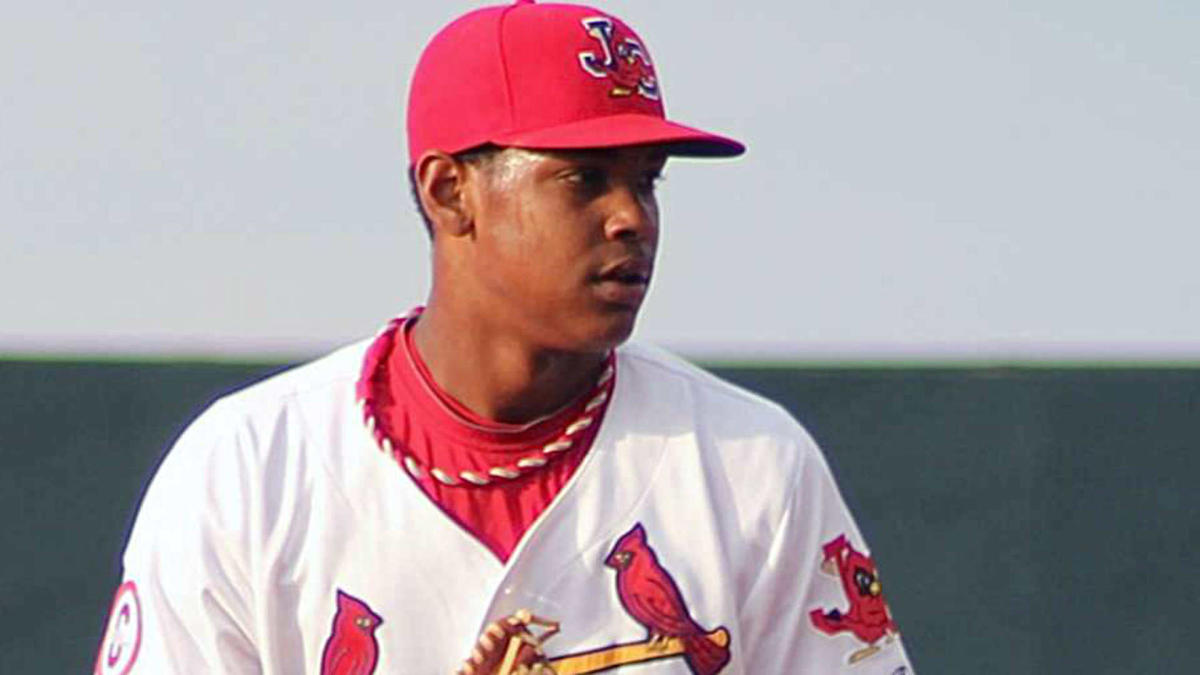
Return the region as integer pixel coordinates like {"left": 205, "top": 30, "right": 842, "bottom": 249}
{"left": 355, "top": 310, "right": 613, "bottom": 563}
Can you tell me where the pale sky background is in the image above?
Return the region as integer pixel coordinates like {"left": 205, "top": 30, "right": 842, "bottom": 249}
{"left": 3, "top": 0, "right": 1197, "bottom": 361}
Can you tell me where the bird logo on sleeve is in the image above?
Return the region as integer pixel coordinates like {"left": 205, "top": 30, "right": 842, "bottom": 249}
{"left": 808, "top": 534, "right": 900, "bottom": 664}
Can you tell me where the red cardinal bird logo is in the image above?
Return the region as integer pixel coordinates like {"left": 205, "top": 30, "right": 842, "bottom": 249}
{"left": 320, "top": 590, "right": 384, "bottom": 675}
{"left": 605, "top": 523, "right": 731, "bottom": 675}
{"left": 809, "top": 534, "right": 899, "bottom": 664}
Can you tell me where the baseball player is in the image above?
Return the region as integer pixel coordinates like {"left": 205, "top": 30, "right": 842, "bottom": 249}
{"left": 94, "top": 2, "right": 913, "bottom": 674}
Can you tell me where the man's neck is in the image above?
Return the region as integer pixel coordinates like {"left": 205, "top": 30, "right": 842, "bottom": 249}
{"left": 410, "top": 303, "right": 608, "bottom": 425}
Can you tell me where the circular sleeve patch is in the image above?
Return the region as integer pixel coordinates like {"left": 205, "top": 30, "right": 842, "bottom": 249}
{"left": 94, "top": 581, "right": 142, "bottom": 675}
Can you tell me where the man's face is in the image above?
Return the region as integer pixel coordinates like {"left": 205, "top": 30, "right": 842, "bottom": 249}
{"left": 463, "top": 146, "right": 666, "bottom": 353}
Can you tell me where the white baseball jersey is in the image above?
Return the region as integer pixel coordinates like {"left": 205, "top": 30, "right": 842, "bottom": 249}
{"left": 96, "top": 337, "right": 914, "bottom": 674}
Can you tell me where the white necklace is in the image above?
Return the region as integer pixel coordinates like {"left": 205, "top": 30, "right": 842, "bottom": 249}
{"left": 357, "top": 320, "right": 615, "bottom": 489}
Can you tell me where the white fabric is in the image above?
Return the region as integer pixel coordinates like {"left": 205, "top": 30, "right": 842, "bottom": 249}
{"left": 105, "top": 339, "right": 914, "bottom": 674}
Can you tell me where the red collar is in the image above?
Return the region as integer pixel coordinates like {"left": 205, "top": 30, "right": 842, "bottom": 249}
{"left": 355, "top": 309, "right": 615, "bottom": 487}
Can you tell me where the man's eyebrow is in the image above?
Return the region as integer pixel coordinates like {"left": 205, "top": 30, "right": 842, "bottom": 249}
{"left": 543, "top": 148, "right": 668, "bottom": 165}
{"left": 545, "top": 148, "right": 620, "bottom": 163}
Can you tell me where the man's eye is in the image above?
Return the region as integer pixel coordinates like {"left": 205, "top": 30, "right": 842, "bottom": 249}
{"left": 568, "top": 168, "right": 607, "bottom": 189}
{"left": 639, "top": 173, "right": 664, "bottom": 192}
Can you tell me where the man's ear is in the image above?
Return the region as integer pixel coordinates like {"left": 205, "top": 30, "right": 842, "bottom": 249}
{"left": 414, "top": 151, "right": 474, "bottom": 238}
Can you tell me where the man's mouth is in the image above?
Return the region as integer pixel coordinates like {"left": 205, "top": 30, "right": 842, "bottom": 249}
{"left": 603, "top": 271, "right": 649, "bottom": 284}
{"left": 593, "top": 260, "right": 652, "bottom": 307}
{"left": 596, "top": 259, "right": 652, "bottom": 285}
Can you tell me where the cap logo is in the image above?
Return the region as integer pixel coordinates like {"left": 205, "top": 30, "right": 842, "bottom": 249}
{"left": 577, "top": 17, "right": 660, "bottom": 101}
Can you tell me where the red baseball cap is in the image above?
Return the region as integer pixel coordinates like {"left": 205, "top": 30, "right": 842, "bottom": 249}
{"left": 406, "top": 0, "right": 745, "bottom": 164}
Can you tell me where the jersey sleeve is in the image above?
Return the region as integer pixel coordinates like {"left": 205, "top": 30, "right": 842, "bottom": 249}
{"left": 95, "top": 401, "right": 261, "bottom": 674}
{"left": 736, "top": 430, "right": 915, "bottom": 674}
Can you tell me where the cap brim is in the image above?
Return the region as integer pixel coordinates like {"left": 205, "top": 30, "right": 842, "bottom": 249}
{"left": 491, "top": 113, "right": 745, "bottom": 158}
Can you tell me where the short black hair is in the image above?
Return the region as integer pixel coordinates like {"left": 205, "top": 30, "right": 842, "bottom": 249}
{"left": 408, "top": 145, "right": 501, "bottom": 238}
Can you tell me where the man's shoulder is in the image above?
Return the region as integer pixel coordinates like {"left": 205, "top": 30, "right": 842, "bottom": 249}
{"left": 215, "top": 338, "right": 370, "bottom": 415}
{"left": 159, "top": 338, "right": 370, "bottom": 469}
{"left": 132, "top": 339, "right": 373, "bottom": 528}
{"left": 616, "top": 341, "right": 807, "bottom": 441}
{"left": 617, "top": 341, "right": 795, "bottom": 420}
{"left": 615, "top": 343, "right": 827, "bottom": 525}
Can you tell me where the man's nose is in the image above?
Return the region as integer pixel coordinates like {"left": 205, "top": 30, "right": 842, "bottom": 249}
{"left": 602, "top": 185, "right": 657, "bottom": 243}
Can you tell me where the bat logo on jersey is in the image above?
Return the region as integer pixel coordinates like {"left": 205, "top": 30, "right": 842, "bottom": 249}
{"left": 577, "top": 17, "right": 661, "bottom": 101}
{"left": 459, "top": 524, "right": 730, "bottom": 674}
{"left": 94, "top": 581, "right": 142, "bottom": 675}
{"left": 604, "top": 523, "right": 730, "bottom": 674}
{"left": 320, "top": 590, "right": 384, "bottom": 675}
{"left": 808, "top": 534, "right": 900, "bottom": 665}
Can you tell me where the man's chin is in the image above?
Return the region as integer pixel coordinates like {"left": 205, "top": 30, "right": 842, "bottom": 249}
{"left": 564, "top": 305, "right": 642, "bottom": 353}
{"left": 591, "top": 306, "right": 642, "bottom": 349}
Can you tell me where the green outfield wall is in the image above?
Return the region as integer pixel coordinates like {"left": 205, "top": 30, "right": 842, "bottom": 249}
{"left": 1, "top": 360, "right": 1196, "bottom": 673}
